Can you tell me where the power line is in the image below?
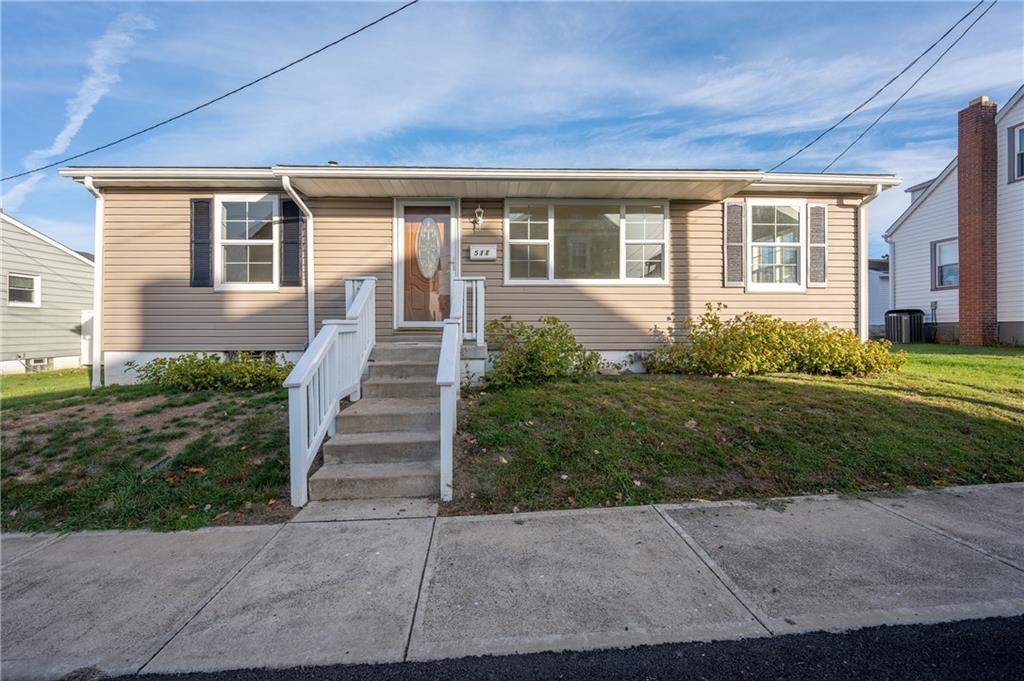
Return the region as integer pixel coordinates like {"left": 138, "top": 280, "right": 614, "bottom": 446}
{"left": 1, "top": 0, "right": 421, "bottom": 182}
{"left": 821, "top": 0, "right": 998, "bottom": 172}
{"left": 767, "top": 0, "right": 985, "bottom": 173}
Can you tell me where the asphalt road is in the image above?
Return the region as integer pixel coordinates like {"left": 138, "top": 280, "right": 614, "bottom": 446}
{"left": 110, "top": 615, "right": 1024, "bottom": 681}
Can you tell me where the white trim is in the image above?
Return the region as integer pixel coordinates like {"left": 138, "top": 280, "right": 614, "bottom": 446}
{"left": 502, "top": 199, "right": 671, "bottom": 286}
{"left": 212, "top": 193, "right": 281, "bottom": 292}
{"left": 61, "top": 165, "right": 901, "bottom": 190}
{"left": 994, "top": 83, "right": 1024, "bottom": 125}
{"left": 0, "top": 212, "right": 95, "bottom": 267}
{"left": 858, "top": 184, "right": 883, "bottom": 341}
{"left": 84, "top": 176, "right": 103, "bottom": 388}
{"left": 883, "top": 158, "right": 957, "bottom": 241}
{"left": 394, "top": 199, "right": 458, "bottom": 329}
{"left": 6, "top": 272, "right": 41, "bottom": 307}
{"left": 281, "top": 176, "right": 315, "bottom": 343}
{"left": 745, "top": 198, "right": 807, "bottom": 293}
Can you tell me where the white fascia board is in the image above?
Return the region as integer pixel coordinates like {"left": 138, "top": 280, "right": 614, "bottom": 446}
{"left": 0, "top": 211, "right": 95, "bottom": 267}
{"left": 271, "top": 166, "right": 766, "bottom": 183}
{"left": 882, "top": 158, "right": 958, "bottom": 241}
{"left": 995, "top": 83, "right": 1024, "bottom": 125}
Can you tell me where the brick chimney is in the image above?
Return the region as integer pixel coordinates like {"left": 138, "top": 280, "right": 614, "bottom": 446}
{"left": 957, "top": 95, "right": 998, "bottom": 345}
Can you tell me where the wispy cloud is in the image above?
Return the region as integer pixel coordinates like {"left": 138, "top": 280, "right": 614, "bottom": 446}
{"left": 2, "top": 12, "right": 154, "bottom": 211}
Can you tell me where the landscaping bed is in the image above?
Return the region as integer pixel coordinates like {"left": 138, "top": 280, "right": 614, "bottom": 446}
{"left": 448, "top": 344, "right": 1024, "bottom": 515}
{"left": 1, "top": 374, "right": 294, "bottom": 532}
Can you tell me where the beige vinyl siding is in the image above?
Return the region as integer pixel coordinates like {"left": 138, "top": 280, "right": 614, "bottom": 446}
{"left": 461, "top": 196, "right": 860, "bottom": 351}
{"left": 311, "top": 197, "right": 396, "bottom": 337}
{"left": 101, "top": 188, "right": 307, "bottom": 352}
{"left": 99, "top": 189, "right": 861, "bottom": 355}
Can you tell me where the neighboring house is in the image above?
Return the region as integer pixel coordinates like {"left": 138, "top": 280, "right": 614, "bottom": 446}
{"left": 884, "top": 87, "right": 1024, "bottom": 345}
{"left": 1, "top": 212, "right": 95, "bottom": 373}
{"left": 867, "top": 257, "right": 889, "bottom": 338}
{"left": 59, "top": 166, "right": 900, "bottom": 385}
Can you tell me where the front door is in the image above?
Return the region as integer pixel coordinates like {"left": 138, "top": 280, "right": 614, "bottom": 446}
{"left": 401, "top": 204, "right": 451, "bottom": 325}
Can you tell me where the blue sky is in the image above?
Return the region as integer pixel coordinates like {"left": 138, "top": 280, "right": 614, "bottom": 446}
{"left": 2, "top": 1, "right": 1022, "bottom": 256}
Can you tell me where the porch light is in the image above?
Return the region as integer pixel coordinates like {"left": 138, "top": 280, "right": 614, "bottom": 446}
{"left": 473, "top": 204, "right": 484, "bottom": 230}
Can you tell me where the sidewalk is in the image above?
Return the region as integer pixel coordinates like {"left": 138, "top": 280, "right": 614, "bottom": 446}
{"left": 3, "top": 483, "right": 1023, "bottom": 680}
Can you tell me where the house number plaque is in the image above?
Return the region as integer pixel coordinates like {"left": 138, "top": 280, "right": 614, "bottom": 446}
{"left": 468, "top": 245, "right": 497, "bottom": 261}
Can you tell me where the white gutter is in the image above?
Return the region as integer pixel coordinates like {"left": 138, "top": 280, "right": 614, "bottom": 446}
{"left": 84, "top": 176, "right": 103, "bottom": 388}
{"left": 858, "top": 184, "right": 884, "bottom": 341}
{"left": 282, "top": 176, "right": 315, "bottom": 343}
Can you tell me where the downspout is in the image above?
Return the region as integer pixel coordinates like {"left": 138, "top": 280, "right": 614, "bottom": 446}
{"left": 282, "top": 176, "right": 315, "bottom": 344}
{"left": 84, "top": 177, "right": 103, "bottom": 388}
{"left": 858, "top": 183, "right": 884, "bottom": 341}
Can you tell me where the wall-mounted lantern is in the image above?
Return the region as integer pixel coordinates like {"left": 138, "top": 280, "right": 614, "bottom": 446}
{"left": 472, "top": 204, "right": 485, "bottom": 231}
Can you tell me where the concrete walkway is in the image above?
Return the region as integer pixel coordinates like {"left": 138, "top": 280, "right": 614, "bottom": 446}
{"left": 2, "top": 483, "right": 1023, "bottom": 680}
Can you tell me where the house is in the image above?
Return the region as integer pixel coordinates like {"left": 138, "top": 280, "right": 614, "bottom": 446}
{"left": 883, "top": 87, "right": 1024, "bottom": 345}
{"left": 1, "top": 212, "right": 95, "bottom": 374}
{"left": 60, "top": 165, "right": 899, "bottom": 504}
{"left": 867, "top": 257, "right": 889, "bottom": 338}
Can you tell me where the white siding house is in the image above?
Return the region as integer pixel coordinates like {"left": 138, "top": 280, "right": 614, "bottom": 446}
{"left": 867, "top": 257, "right": 889, "bottom": 337}
{"left": 997, "top": 87, "right": 1024, "bottom": 329}
{"left": 884, "top": 86, "right": 1024, "bottom": 345}
{"left": 1, "top": 213, "right": 95, "bottom": 372}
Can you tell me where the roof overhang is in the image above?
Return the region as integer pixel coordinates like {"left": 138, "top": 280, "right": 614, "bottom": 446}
{"left": 60, "top": 165, "right": 900, "bottom": 200}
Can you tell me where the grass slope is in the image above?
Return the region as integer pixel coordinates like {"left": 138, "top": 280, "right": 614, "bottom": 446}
{"left": 1, "top": 376, "right": 293, "bottom": 532}
{"left": 450, "top": 344, "right": 1024, "bottom": 515}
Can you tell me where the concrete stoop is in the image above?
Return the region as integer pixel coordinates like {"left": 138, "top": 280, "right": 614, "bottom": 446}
{"left": 308, "top": 342, "right": 441, "bottom": 501}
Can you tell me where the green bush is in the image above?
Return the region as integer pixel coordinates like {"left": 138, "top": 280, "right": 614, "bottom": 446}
{"left": 642, "top": 304, "right": 905, "bottom": 377}
{"left": 483, "top": 316, "right": 602, "bottom": 389}
{"left": 126, "top": 352, "right": 293, "bottom": 391}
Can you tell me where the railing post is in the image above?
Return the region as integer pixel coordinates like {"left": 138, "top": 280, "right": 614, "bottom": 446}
{"left": 288, "top": 385, "right": 310, "bottom": 506}
{"left": 439, "top": 384, "right": 454, "bottom": 501}
{"left": 344, "top": 279, "right": 355, "bottom": 315}
{"left": 475, "top": 280, "right": 486, "bottom": 346}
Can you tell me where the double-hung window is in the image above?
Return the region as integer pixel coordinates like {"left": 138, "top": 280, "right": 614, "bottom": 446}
{"left": 505, "top": 201, "right": 668, "bottom": 284}
{"left": 7, "top": 273, "right": 41, "bottom": 307}
{"left": 214, "top": 195, "right": 280, "bottom": 290}
{"left": 932, "top": 238, "right": 958, "bottom": 289}
{"left": 747, "top": 199, "right": 805, "bottom": 292}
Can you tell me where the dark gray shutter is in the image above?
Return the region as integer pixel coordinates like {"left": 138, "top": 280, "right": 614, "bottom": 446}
{"left": 190, "top": 198, "right": 213, "bottom": 287}
{"left": 723, "top": 201, "right": 745, "bottom": 287}
{"left": 807, "top": 203, "right": 827, "bottom": 287}
{"left": 280, "top": 198, "right": 303, "bottom": 286}
{"left": 1010, "top": 127, "right": 1018, "bottom": 183}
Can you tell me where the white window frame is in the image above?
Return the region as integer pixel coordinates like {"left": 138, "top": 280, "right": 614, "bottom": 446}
{"left": 213, "top": 193, "right": 281, "bottom": 292}
{"left": 746, "top": 198, "right": 807, "bottom": 293}
{"left": 503, "top": 199, "right": 670, "bottom": 286}
{"left": 1014, "top": 124, "right": 1024, "bottom": 181}
{"left": 7, "top": 272, "right": 41, "bottom": 307}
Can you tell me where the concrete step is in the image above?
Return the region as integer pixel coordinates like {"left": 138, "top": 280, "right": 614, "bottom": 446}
{"left": 372, "top": 343, "right": 441, "bottom": 363}
{"left": 362, "top": 377, "right": 436, "bottom": 399}
{"left": 338, "top": 398, "right": 439, "bottom": 434}
{"left": 309, "top": 461, "right": 438, "bottom": 500}
{"left": 324, "top": 430, "right": 440, "bottom": 464}
{"left": 369, "top": 359, "right": 437, "bottom": 380}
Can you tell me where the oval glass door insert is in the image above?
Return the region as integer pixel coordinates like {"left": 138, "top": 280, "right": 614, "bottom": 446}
{"left": 416, "top": 216, "right": 442, "bottom": 279}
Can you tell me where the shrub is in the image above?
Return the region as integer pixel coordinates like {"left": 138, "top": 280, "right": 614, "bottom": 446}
{"left": 126, "top": 352, "right": 293, "bottom": 391}
{"left": 483, "top": 316, "right": 602, "bottom": 389}
{"left": 642, "top": 304, "right": 905, "bottom": 377}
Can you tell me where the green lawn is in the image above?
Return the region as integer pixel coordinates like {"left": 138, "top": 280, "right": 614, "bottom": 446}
{"left": 1, "top": 376, "right": 294, "bottom": 532}
{"left": 1, "top": 368, "right": 91, "bottom": 407}
{"left": 449, "top": 344, "right": 1024, "bottom": 515}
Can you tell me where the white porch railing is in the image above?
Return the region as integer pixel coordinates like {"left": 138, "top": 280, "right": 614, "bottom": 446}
{"left": 284, "top": 277, "right": 376, "bottom": 506}
{"left": 436, "top": 281, "right": 465, "bottom": 502}
{"left": 454, "top": 277, "right": 486, "bottom": 346}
